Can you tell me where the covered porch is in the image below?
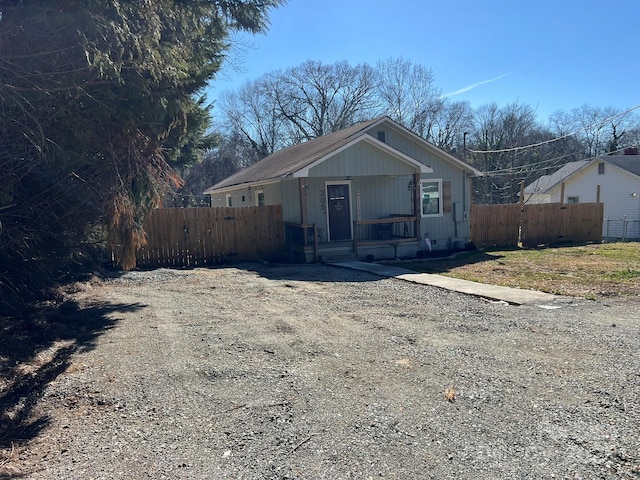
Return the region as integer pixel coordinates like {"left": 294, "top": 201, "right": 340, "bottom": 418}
{"left": 284, "top": 214, "right": 421, "bottom": 263}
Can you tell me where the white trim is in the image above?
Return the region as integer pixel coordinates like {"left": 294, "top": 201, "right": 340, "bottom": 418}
{"left": 203, "top": 178, "right": 280, "bottom": 196}
{"left": 325, "top": 180, "right": 353, "bottom": 242}
{"left": 420, "top": 179, "right": 443, "bottom": 217}
{"left": 294, "top": 134, "right": 433, "bottom": 177}
{"left": 225, "top": 194, "right": 233, "bottom": 207}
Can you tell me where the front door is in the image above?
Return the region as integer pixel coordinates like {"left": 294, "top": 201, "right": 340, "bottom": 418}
{"left": 326, "top": 183, "right": 351, "bottom": 241}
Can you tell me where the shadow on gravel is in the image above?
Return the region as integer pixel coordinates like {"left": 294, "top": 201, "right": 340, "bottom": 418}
{"left": 236, "top": 251, "right": 503, "bottom": 282}
{"left": 398, "top": 250, "right": 506, "bottom": 275}
{"left": 241, "top": 263, "right": 382, "bottom": 283}
{"left": 0, "top": 301, "right": 144, "bottom": 454}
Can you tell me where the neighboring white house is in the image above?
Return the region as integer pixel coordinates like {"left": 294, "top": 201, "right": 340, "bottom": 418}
{"left": 524, "top": 150, "right": 640, "bottom": 239}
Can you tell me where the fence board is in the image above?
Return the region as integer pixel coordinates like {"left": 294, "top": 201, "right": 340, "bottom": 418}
{"left": 121, "top": 206, "right": 284, "bottom": 268}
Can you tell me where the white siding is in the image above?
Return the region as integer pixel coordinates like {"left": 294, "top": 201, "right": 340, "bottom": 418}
{"left": 548, "top": 161, "right": 640, "bottom": 237}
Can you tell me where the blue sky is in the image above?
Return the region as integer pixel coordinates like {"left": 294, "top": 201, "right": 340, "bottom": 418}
{"left": 207, "top": 0, "right": 639, "bottom": 123}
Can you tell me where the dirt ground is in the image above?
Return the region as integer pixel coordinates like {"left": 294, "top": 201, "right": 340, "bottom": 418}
{"left": 1, "top": 263, "right": 639, "bottom": 479}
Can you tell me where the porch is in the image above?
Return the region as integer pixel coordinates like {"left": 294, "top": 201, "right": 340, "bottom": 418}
{"left": 284, "top": 215, "right": 420, "bottom": 263}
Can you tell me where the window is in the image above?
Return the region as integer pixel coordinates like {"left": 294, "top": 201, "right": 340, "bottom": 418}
{"left": 256, "top": 190, "right": 265, "bottom": 206}
{"left": 226, "top": 194, "right": 232, "bottom": 207}
{"left": 598, "top": 162, "right": 605, "bottom": 174}
{"left": 567, "top": 196, "right": 579, "bottom": 204}
{"left": 377, "top": 131, "right": 386, "bottom": 143}
{"left": 421, "top": 180, "right": 443, "bottom": 216}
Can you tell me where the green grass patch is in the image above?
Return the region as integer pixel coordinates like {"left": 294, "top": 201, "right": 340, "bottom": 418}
{"left": 400, "top": 242, "right": 640, "bottom": 299}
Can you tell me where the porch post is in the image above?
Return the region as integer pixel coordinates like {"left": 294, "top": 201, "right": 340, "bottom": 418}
{"left": 299, "top": 177, "right": 308, "bottom": 223}
{"left": 413, "top": 172, "right": 421, "bottom": 238}
{"left": 353, "top": 220, "right": 358, "bottom": 258}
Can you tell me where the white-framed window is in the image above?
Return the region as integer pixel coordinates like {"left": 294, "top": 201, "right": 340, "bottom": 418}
{"left": 421, "top": 179, "right": 443, "bottom": 217}
{"left": 226, "top": 194, "right": 232, "bottom": 207}
{"left": 567, "top": 196, "right": 579, "bottom": 204}
{"left": 598, "top": 162, "right": 605, "bottom": 174}
{"left": 255, "top": 190, "right": 265, "bottom": 206}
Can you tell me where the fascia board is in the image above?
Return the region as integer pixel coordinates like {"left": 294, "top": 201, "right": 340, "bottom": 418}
{"left": 203, "top": 178, "right": 280, "bottom": 195}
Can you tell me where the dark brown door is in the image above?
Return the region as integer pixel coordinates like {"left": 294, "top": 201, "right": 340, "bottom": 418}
{"left": 327, "top": 183, "right": 351, "bottom": 241}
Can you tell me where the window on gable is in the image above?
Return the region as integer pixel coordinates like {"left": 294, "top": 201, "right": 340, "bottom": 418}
{"left": 598, "top": 162, "right": 605, "bottom": 174}
{"left": 421, "top": 180, "right": 443, "bottom": 216}
{"left": 377, "top": 131, "right": 386, "bottom": 143}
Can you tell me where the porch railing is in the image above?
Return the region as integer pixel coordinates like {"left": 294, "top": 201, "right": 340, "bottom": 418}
{"left": 353, "top": 215, "right": 418, "bottom": 259}
{"left": 285, "top": 215, "right": 418, "bottom": 262}
{"left": 284, "top": 222, "right": 318, "bottom": 262}
{"left": 353, "top": 215, "right": 418, "bottom": 244}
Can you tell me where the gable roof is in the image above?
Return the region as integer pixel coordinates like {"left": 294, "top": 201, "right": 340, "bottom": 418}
{"left": 525, "top": 154, "right": 640, "bottom": 194}
{"left": 524, "top": 161, "right": 590, "bottom": 194}
{"left": 606, "top": 155, "right": 640, "bottom": 178}
{"left": 204, "top": 116, "right": 482, "bottom": 194}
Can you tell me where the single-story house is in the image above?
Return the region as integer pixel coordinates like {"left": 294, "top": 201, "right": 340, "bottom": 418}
{"left": 524, "top": 149, "right": 640, "bottom": 239}
{"left": 204, "top": 116, "right": 483, "bottom": 262}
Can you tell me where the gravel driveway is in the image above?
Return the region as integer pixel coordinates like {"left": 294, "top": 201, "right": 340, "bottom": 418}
{"left": 2, "top": 263, "right": 639, "bottom": 479}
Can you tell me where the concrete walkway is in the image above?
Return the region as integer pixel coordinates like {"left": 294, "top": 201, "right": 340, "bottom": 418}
{"left": 329, "top": 261, "right": 564, "bottom": 306}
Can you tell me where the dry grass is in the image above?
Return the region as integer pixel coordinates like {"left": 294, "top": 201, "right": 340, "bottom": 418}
{"left": 402, "top": 242, "right": 640, "bottom": 300}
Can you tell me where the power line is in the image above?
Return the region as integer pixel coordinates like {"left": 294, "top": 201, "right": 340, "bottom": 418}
{"left": 469, "top": 104, "right": 640, "bottom": 154}
{"left": 482, "top": 144, "right": 638, "bottom": 178}
{"left": 482, "top": 152, "right": 579, "bottom": 176}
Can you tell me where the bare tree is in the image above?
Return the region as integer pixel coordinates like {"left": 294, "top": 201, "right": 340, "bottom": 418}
{"left": 430, "top": 100, "right": 475, "bottom": 153}
{"left": 375, "top": 57, "right": 444, "bottom": 141}
{"left": 270, "top": 60, "right": 378, "bottom": 141}
{"left": 220, "top": 78, "right": 288, "bottom": 158}
{"left": 470, "top": 102, "right": 552, "bottom": 203}
{"left": 548, "top": 105, "right": 638, "bottom": 157}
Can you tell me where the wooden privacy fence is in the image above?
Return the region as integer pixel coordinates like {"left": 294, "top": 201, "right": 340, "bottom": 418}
{"left": 471, "top": 202, "right": 604, "bottom": 248}
{"left": 470, "top": 204, "right": 522, "bottom": 248}
{"left": 119, "top": 206, "right": 284, "bottom": 268}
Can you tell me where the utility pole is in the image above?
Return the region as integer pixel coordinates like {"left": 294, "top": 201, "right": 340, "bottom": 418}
{"left": 463, "top": 131, "right": 468, "bottom": 162}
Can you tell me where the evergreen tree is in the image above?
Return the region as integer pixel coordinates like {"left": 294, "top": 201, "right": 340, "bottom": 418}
{"left": 0, "top": 0, "right": 283, "bottom": 311}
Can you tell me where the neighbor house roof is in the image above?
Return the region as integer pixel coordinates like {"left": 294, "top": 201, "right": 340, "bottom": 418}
{"left": 204, "top": 116, "right": 482, "bottom": 194}
{"left": 605, "top": 155, "right": 640, "bottom": 178}
{"left": 524, "top": 161, "right": 590, "bottom": 194}
{"left": 525, "top": 154, "right": 640, "bottom": 194}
